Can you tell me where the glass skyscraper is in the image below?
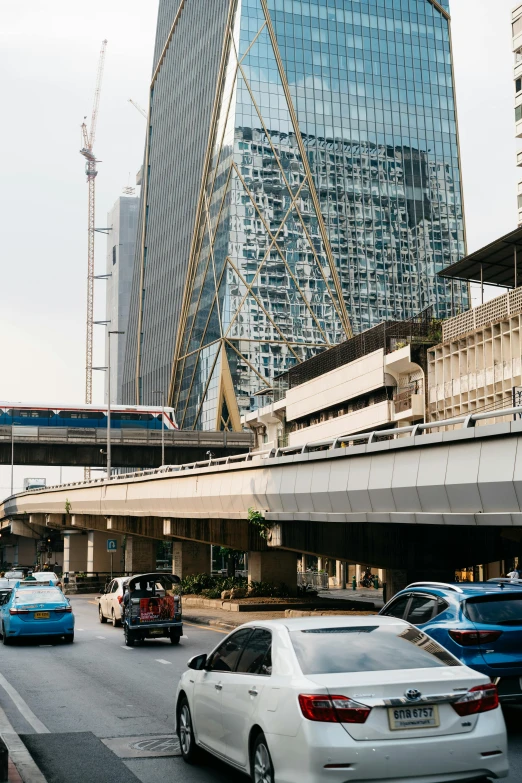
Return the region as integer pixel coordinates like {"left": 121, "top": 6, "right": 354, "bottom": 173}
{"left": 123, "top": 0, "right": 468, "bottom": 430}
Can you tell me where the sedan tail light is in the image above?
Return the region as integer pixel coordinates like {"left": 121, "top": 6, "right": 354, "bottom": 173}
{"left": 9, "top": 608, "right": 29, "bottom": 615}
{"left": 448, "top": 630, "right": 502, "bottom": 646}
{"left": 452, "top": 684, "right": 499, "bottom": 716}
{"left": 54, "top": 606, "right": 72, "bottom": 613}
{"left": 298, "top": 694, "right": 371, "bottom": 724}
{"left": 117, "top": 596, "right": 123, "bottom": 604}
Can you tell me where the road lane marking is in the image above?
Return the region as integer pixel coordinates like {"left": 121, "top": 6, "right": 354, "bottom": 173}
{"left": 183, "top": 622, "right": 228, "bottom": 635}
{"left": 96, "top": 636, "right": 106, "bottom": 640}
{"left": 88, "top": 601, "right": 98, "bottom": 605}
{"left": 121, "top": 646, "right": 133, "bottom": 651}
{"left": 77, "top": 628, "right": 85, "bottom": 631}
{"left": 0, "top": 673, "right": 49, "bottom": 734}
{"left": 155, "top": 659, "right": 171, "bottom": 665}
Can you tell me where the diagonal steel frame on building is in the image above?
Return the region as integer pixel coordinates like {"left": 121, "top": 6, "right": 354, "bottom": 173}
{"left": 222, "top": 170, "right": 331, "bottom": 345}
{"left": 168, "top": 0, "right": 238, "bottom": 407}
{"left": 259, "top": 0, "right": 352, "bottom": 339}
{"left": 170, "top": 0, "right": 354, "bottom": 430}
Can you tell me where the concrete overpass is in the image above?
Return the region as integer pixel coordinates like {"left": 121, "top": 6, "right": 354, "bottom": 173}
{"left": 2, "top": 407, "right": 522, "bottom": 591}
{"left": 0, "top": 426, "right": 253, "bottom": 468}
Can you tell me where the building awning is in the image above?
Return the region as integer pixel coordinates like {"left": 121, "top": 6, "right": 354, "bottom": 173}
{"left": 438, "top": 226, "right": 522, "bottom": 289}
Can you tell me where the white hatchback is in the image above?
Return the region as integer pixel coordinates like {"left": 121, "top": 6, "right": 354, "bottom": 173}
{"left": 175, "top": 616, "right": 508, "bottom": 783}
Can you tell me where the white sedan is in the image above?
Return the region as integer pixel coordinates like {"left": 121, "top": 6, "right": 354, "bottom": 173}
{"left": 97, "top": 577, "right": 128, "bottom": 627}
{"left": 175, "top": 616, "right": 508, "bottom": 783}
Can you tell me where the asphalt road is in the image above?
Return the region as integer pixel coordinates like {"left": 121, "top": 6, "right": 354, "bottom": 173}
{"left": 0, "top": 595, "right": 517, "bottom": 783}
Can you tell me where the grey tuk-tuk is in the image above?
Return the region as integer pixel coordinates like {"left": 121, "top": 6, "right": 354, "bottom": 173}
{"left": 122, "top": 572, "right": 182, "bottom": 647}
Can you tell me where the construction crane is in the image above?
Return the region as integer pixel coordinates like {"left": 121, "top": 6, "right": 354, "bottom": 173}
{"left": 80, "top": 39, "right": 108, "bottom": 410}
{"left": 128, "top": 98, "right": 147, "bottom": 119}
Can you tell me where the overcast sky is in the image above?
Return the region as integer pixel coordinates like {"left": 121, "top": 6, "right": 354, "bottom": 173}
{"left": 0, "top": 0, "right": 518, "bottom": 491}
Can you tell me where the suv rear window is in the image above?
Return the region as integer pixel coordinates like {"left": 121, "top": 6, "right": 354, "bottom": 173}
{"left": 464, "top": 593, "right": 522, "bottom": 625}
{"left": 289, "top": 625, "right": 460, "bottom": 674}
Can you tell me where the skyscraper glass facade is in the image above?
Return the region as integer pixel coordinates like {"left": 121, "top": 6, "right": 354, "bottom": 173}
{"left": 125, "top": 0, "right": 468, "bottom": 430}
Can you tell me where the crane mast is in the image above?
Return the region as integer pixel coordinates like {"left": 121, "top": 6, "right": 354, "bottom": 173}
{"left": 80, "top": 39, "right": 107, "bottom": 408}
{"left": 80, "top": 39, "right": 107, "bottom": 481}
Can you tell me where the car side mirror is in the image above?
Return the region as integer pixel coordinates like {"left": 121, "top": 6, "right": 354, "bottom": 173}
{"left": 187, "top": 654, "right": 207, "bottom": 671}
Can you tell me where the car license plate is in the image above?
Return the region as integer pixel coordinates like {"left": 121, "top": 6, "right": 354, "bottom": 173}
{"left": 388, "top": 705, "right": 439, "bottom": 730}
{"left": 34, "top": 612, "right": 50, "bottom": 620}
{"left": 150, "top": 629, "right": 163, "bottom": 636}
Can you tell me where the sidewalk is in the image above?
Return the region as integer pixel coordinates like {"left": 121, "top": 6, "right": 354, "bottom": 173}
{"left": 318, "top": 586, "right": 385, "bottom": 609}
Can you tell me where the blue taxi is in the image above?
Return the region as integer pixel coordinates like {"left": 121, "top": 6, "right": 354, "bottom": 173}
{"left": 0, "top": 581, "right": 74, "bottom": 644}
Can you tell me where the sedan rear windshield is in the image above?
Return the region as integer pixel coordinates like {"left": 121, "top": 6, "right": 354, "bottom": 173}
{"left": 290, "top": 625, "right": 460, "bottom": 674}
{"left": 464, "top": 594, "right": 522, "bottom": 625}
{"left": 15, "top": 589, "right": 63, "bottom": 604}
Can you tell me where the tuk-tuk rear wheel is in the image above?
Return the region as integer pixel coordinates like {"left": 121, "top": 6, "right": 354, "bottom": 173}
{"left": 124, "top": 625, "right": 135, "bottom": 647}
{"left": 170, "top": 633, "right": 180, "bottom": 645}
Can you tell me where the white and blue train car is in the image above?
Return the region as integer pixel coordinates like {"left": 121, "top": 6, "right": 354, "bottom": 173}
{"left": 0, "top": 403, "right": 178, "bottom": 431}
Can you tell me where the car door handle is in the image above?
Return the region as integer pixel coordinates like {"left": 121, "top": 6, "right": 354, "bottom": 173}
{"left": 248, "top": 688, "right": 258, "bottom": 696}
{"left": 215, "top": 683, "right": 223, "bottom": 691}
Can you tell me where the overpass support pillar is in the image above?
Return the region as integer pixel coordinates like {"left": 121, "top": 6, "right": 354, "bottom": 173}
{"left": 172, "top": 541, "right": 210, "bottom": 578}
{"left": 248, "top": 551, "right": 298, "bottom": 596}
{"left": 87, "top": 531, "right": 124, "bottom": 575}
{"left": 385, "top": 567, "right": 455, "bottom": 599}
{"left": 125, "top": 537, "right": 156, "bottom": 574}
{"left": 64, "top": 533, "right": 88, "bottom": 573}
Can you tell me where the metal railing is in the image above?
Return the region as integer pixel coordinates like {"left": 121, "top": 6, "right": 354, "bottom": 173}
{"left": 0, "top": 425, "right": 252, "bottom": 448}
{"left": 297, "top": 571, "right": 329, "bottom": 590}
{"left": 7, "top": 404, "right": 522, "bottom": 499}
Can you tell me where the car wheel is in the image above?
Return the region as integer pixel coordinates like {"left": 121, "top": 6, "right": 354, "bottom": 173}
{"left": 124, "top": 625, "right": 135, "bottom": 647}
{"left": 111, "top": 610, "right": 120, "bottom": 628}
{"left": 170, "top": 633, "right": 180, "bottom": 645}
{"left": 252, "top": 732, "right": 274, "bottom": 783}
{"left": 177, "top": 697, "right": 198, "bottom": 763}
{"left": 2, "top": 625, "right": 10, "bottom": 646}
{"left": 99, "top": 605, "right": 107, "bottom": 624}
{"left": 64, "top": 634, "right": 74, "bottom": 644}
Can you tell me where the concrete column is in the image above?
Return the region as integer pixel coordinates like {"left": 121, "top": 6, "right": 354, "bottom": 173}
{"left": 172, "top": 541, "right": 210, "bottom": 578}
{"left": 484, "top": 561, "right": 503, "bottom": 580}
{"left": 299, "top": 554, "right": 307, "bottom": 573}
{"left": 87, "top": 531, "right": 124, "bottom": 574}
{"left": 386, "top": 567, "right": 455, "bottom": 600}
{"left": 248, "top": 551, "right": 298, "bottom": 596}
{"left": 355, "top": 564, "right": 362, "bottom": 585}
{"left": 338, "top": 561, "right": 347, "bottom": 589}
{"left": 15, "top": 538, "right": 37, "bottom": 567}
{"left": 63, "top": 533, "right": 88, "bottom": 573}
{"left": 125, "top": 536, "right": 156, "bottom": 574}
{"left": 317, "top": 557, "right": 323, "bottom": 571}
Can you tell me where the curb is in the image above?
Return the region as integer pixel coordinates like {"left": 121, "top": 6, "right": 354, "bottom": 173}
{"left": 184, "top": 614, "right": 237, "bottom": 632}
{"left": 1, "top": 733, "right": 47, "bottom": 783}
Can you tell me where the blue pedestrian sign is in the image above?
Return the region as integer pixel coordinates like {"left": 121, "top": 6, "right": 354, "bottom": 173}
{"left": 107, "top": 539, "right": 118, "bottom": 552}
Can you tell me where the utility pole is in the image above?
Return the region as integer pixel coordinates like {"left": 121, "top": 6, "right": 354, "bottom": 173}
{"left": 153, "top": 390, "right": 165, "bottom": 466}
{"left": 10, "top": 425, "right": 14, "bottom": 495}
{"left": 107, "top": 331, "right": 124, "bottom": 478}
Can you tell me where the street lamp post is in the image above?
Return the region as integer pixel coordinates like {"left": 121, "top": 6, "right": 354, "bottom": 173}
{"left": 10, "top": 424, "right": 14, "bottom": 495}
{"left": 107, "top": 330, "right": 125, "bottom": 478}
{"left": 153, "top": 390, "right": 165, "bottom": 467}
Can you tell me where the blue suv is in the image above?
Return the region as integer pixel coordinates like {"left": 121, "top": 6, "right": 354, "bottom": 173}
{"left": 380, "top": 580, "right": 522, "bottom": 703}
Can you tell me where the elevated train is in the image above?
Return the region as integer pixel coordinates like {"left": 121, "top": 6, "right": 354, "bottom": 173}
{"left": 0, "top": 403, "right": 178, "bottom": 431}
